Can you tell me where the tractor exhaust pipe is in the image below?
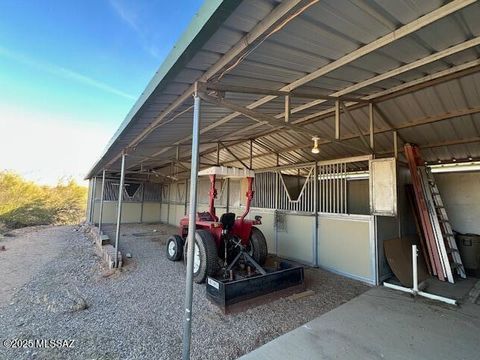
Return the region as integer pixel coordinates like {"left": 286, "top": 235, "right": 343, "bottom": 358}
{"left": 240, "top": 177, "right": 254, "bottom": 221}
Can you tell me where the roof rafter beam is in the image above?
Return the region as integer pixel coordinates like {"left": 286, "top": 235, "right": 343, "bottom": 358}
{"left": 219, "top": 141, "right": 250, "bottom": 169}
{"left": 202, "top": 83, "right": 368, "bottom": 103}
{"left": 252, "top": 139, "right": 296, "bottom": 164}
{"left": 339, "top": 101, "right": 374, "bottom": 153}
{"left": 282, "top": 0, "right": 476, "bottom": 91}
{"left": 212, "top": 106, "right": 480, "bottom": 166}
{"left": 374, "top": 136, "right": 480, "bottom": 159}
{"left": 198, "top": 91, "right": 370, "bottom": 154}
{"left": 285, "top": 35, "right": 480, "bottom": 121}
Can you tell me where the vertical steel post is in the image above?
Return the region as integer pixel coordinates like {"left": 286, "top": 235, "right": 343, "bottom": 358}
{"left": 183, "top": 89, "right": 201, "bottom": 360}
{"left": 335, "top": 100, "right": 340, "bottom": 140}
{"left": 167, "top": 163, "right": 172, "bottom": 225}
{"left": 369, "top": 102, "right": 375, "bottom": 151}
{"left": 274, "top": 154, "right": 279, "bottom": 256}
{"left": 344, "top": 163, "right": 347, "bottom": 213}
{"left": 284, "top": 94, "right": 291, "bottom": 123}
{"left": 249, "top": 139, "right": 253, "bottom": 170}
{"left": 140, "top": 182, "right": 145, "bottom": 223}
{"left": 313, "top": 164, "right": 319, "bottom": 266}
{"left": 91, "top": 177, "right": 97, "bottom": 224}
{"left": 114, "top": 152, "right": 126, "bottom": 267}
{"left": 393, "top": 131, "right": 398, "bottom": 159}
{"left": 226, "top": 178, "right": 230, "bottom": 213}
{"left": 184, "top": 179, "right": 189, "bottom": 216}
{"left": 216, "top": 142, "right": 220, "bottom": 166}
{"left": 98, "top": 170, "right": 106, "bottom": 233}
{"left": 412, "top": 245, "right": 418, "bottom": 293}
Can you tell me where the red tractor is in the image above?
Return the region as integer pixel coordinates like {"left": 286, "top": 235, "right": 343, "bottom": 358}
{"left": 166, "top": 167, "right": 268, "bottom": 283}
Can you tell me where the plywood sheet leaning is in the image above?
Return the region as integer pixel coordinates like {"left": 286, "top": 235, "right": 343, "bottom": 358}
{"left": 384, "top": 237, "right": 429, "bottom": 287}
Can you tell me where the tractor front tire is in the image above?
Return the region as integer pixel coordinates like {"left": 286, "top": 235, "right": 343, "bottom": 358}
{"left": 249, "top": 227, "right": 268, "bottom": 265}
{"left": 185, "top": 230, "right": 219, "bottom": 284}
{"left": 166, "top": 235, "right": 184, "bottom": 261}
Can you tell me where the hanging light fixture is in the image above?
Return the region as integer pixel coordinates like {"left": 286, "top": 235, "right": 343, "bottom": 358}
{"left": 311, "top": 136, "right": 320, "bottom": 154}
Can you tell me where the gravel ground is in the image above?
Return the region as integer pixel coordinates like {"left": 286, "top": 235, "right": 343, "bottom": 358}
{"left": 0, "top": 223, "right": 369, "bottom": 360}
{"left": 0, "top": 226, "right": 66, "bottom": 307}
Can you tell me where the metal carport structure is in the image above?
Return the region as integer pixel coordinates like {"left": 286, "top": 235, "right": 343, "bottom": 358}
{"left": 85, "top": 1, "right": 480, "bottom": 358}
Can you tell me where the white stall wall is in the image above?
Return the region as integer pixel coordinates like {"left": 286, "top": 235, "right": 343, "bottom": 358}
{"left": 277, "top": 214, "right": 315, "bottom": 264}
{"left": 436, "top": 171, "right": 480, "bottom": 234}
{"left": 92, "top": 202, "right": 144, "bottom": 224}
{"left": 317, "top": 214, "right": 374, "bottom": 284}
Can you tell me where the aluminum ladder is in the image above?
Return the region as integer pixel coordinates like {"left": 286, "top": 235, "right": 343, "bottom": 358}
{"left": 419, "top": 165, "right": 466, "bottom": 281}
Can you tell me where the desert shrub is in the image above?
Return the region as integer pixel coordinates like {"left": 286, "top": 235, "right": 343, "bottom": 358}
{"left": 0, "top": 171, "right": 87, "bottom": 229}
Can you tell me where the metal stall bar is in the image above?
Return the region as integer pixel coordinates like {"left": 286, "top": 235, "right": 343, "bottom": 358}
{"left": 343, "top": 162, "right": 346, "bottom": 214}
{"left": 98, "top": 170, "right": 106, "bottom": 233}
{"left": 114, "top": 152, "right": 126, "bottom": 267}
{"left": 183, "top": 89, "right": 201, "bottom": 360}
{"left": 328, "top": 164, "right": 332, "bottom": 213}
{"left": 339, "top": 163, "right": 343, "bottom": 213}
{"left": 313, "top": 164, "right": 319, "bottom": 266}
{"left": 321, "top": 165, "right": 324, "bottom": 212}
{"left": 226, "top": 178, "right": 230, "bottom": 213}
{"left": 335, "top": 163, "right": 339, "bottom": 213}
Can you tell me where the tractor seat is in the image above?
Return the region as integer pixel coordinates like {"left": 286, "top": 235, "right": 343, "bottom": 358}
{"left": 220, "top": 213, "right": 236, "bottom": 231}
{"left": 197, "top": 211, "right": 215, "bottom": 221}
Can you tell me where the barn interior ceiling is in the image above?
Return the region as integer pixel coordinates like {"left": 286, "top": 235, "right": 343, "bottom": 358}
{"left": 87, "top": 0, "right": 480, "bottom": 181}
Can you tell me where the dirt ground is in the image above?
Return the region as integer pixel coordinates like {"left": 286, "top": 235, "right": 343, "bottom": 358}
{"left": 0, "top": 226, "right": 68, "bottom": 308}
{"left": 0, "top": 223, "right": 369, "bottom": 360}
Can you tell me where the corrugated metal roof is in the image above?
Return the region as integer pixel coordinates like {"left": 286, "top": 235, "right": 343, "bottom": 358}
{"left": 88, "top": 0, "right": 480, "bottom": 179}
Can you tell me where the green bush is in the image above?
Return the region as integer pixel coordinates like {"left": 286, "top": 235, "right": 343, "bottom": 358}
{"left": 0, "top": 171, "right": 87, "bottom": 230}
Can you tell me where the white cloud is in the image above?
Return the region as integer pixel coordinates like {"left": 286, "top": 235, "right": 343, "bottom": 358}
{"left": 0, "top": 104, "right": 116, "bottom": 185}
{"left": 0, "top": 46, "right": 135, "bottom": 100}
{"left": 108, "top": 0, "right": 162, "bottom": 59}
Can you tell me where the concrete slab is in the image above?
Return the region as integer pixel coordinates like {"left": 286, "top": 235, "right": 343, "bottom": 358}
{"left": 240, "top": 287, "right": 480, "bottom": 360}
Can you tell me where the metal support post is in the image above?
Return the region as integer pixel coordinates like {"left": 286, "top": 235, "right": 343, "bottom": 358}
{"left": 167, "top": 163, "right": 172, "bottom": 224}
{"left": 313, "top": 164, "right": 319, "bottom": 267}
{"left": 184, "top": 179, "right": 189, "bottom": 216}
{"left": 183, "top": 88, "right": 201, "bottom": 360}
{"left": 140, "top": 182, "right": 145, "bottom": 223}
{"left": 98, "top": 170, "right": 106, "bottom": 233}
{"left": 412, "top": 245, "right": 419, "bottom": 293}
{"left": 226, "top": 178, "right": 230, "bottom": 213}
{"left": 216, "top": 142, "right": 220, "bottom": 165}
{"left": 284, "top": 94, "right": 290, "bottom": 123}
{"left": 114, "top": 152, "right": 126, "bottom": 267}
{"left": 335, "top": 99, "right": 340, "bottom": 140}
{"left": 369, "top": 102, "right": 375, "bottom": 151}
{"left": 393, "top": 130, "right": 398, "bottom": 159}
{"left": 249, "top": 139, "right": 253, "bottom": 169}
{"left": 274, "top": 153, "right": 279, "bottom": 255}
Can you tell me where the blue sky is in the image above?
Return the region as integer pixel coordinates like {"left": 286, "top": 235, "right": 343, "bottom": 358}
{"left": 0, "top": 0, "right": 203, "bottom": 184}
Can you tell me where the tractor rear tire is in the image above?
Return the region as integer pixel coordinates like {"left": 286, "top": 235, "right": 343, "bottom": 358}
{"left": 249, "top": 227, "right": 268, "bottom": 265}
{"left": 166, "top": 235, "right": 184, "bottom": 261}
{"left": 184, "top": 230, "right": 219, "bottom": 284}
